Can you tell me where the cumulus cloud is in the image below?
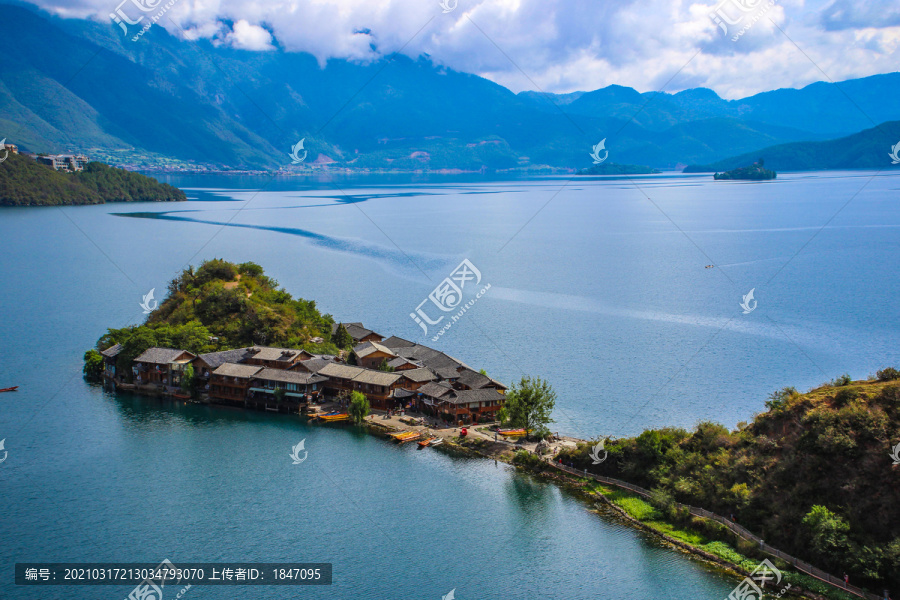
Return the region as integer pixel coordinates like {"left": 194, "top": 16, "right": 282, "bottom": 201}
{"left": 24, "top": 0, "right": 900, "bottom": 98}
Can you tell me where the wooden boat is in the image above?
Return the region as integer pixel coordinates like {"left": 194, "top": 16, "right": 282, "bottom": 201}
{"left": 391, "top": 431, "right": 421, "bottom": 443}
{"left": 417, "top": 437, "right": 437, "bottom": 447}
{"left": 318, "top": 412, "right": 350, "bottom": 422}
{"left": 498, "top": 428, "right": 527, "bottom": 437}
{"left": 0, "top": 386, "right": 18, "bottom": 393}
{"left": 429, "top": 437, "right": 444, "bottom": 446}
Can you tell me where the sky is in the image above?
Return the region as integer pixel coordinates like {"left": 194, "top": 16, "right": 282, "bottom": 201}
{"left": 26, "top": 0, "right": 900, "bottom": 99}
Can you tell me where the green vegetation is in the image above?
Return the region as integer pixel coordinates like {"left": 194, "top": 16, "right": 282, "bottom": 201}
{"left": 332, "top": 324, "right": 353, "bottom": 350}
{"left": 180, "top": 363, "right": 195, "bottom": 397}
{"left": 713, "top": 159, "right": 776, "bottom": 180}
{"left": 577, "top": 162, "right": 661, "bottom": 175}
{"left": 0, "top": 152, "right": 186, "bottom": 206}
{"left": 556, "top": 374, "right": 900, "bottom": 591}
{"left": 503, "top": 376, "right": 556, "bottom": 440}
{"left": 89, "top": 259, "right": 339, "bottom": 381}
{"left": 82, "top": 349, "right": 103, "bottom": 381}
{"left": 349, "top": 391, "right": 370, "bottom": 425}
{"left": 376, "top": 359, "right": 395, "bottom": 372}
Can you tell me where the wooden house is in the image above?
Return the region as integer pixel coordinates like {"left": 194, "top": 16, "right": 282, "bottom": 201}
{"left": 352, "top": 341, "right": 397, "bottom": 370}
{"left": 248, "top": 368, "right": 328, "bottom": 407}
{"left": 243, "top": 346, "right": 311, "bottom": 369}
{"left": 333, "top": 322, "right": 384, "bottom": 344}
{"left": 133, "top": 347, "right": 197, "bottom": 389}
{"left": 209, "top": 363, "right": 263, "bottom": 405}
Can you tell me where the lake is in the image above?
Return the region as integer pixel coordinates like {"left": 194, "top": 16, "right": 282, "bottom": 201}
{"left": 1, "top": 170, "right": 897, "bottom": 599}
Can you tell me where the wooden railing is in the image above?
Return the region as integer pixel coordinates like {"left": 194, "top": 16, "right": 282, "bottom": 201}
{"left": 551, "top": 462, "right": 884, "bottom": 600}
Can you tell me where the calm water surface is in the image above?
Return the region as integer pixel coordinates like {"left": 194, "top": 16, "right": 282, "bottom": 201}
{"left": 1, "top": 171, "right": 897, "bottom": 599}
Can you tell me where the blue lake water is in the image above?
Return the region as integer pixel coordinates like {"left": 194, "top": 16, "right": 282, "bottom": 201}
{"left": 1, "top": 170, "right": 898, "bottom": 599}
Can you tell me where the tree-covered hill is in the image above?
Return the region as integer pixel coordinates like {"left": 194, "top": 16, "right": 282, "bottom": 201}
{"left": 92, "top": 260, "right": 340, "bottom": 380}
{"left": 558, "top": 372, "right": 900, "bottom": 590}
{"left": 0, "top": 152, "right": 185, "bottom": 206}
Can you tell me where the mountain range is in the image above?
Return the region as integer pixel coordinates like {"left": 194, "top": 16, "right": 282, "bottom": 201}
{"left": 1, "top": 2, "right": 899, "bottom": 171}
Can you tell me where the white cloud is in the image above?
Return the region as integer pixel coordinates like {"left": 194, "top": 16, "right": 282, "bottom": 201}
{"left": 24, "top": 0, "right": 900, "bottom": 99}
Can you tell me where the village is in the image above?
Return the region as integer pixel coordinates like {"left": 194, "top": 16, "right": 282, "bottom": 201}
{"left": 99, "top": 321, "right": 524, "bottom": 445}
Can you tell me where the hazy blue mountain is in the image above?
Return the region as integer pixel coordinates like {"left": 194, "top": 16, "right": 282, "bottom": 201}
{"left": 1, "top": 2, "right": 898, "bottom": 170}
{"left": 684, "top": 121, "right": 900, "bottom": 172}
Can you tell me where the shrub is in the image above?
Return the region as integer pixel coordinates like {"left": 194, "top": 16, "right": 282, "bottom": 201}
{"left": 832, "top": 373, "right": 852, "bottom": 387}
{"left": 832, "top": 388, "right": 859, "bottom": 407}
{"left": 876, "top": 367, "right": 900, "bottom": 382}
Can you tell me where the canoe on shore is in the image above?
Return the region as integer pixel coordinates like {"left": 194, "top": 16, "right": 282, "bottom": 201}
{"left": 391, "top": 431, "right": 421, "bottom": 443}
{"left": 0, "top": 386, "right": 18, "bottom": 393}
{"left": 417, "top": 437, "right": 437, "bottom": 447}
{"left": 498, "top": 428, "right": 527, "bottom": 437}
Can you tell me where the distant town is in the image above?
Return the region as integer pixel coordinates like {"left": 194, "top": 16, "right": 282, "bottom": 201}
{"left": 1, "top": 142, "right": 89, "bottom": 172}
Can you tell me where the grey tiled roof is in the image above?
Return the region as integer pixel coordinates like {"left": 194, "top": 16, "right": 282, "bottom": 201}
{"left": 134, "top": 347, "right": 195, "bottom": 365}
{"left": 101, "top": 343, "right": 123, "bottom": 358}
{"left": 418, "top": 381, "right": 453, "bottom": 399}
{"left": 400, "top": 368, "right": 437, "bottom": 383}
{"left": 380, "top": 336, "right": 416, "bottom": 349}
{"left": 455, "top": 368, "right": 491, "bottom": 390}
{"left": 212, "top": 363, "right": 263, "bottom": 378}
{"left": 196, "top": 348, "right": 252, "bottom": 369}
{"left": 253, "top": 368, "right": 327, "bottom": 385}
{"left": 445, "top": 388, "right": 506, "bottom": 405}
{"left": 353, "top": 341, "right": 396, "bottom": 359}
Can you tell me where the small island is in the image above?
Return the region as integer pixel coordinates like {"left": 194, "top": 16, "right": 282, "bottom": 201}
{"left": 578, "top": 162, "right": 661, "bottom": 175}
{"left": 713, "top": 159, "right": 777, "bottom": 181}
{"left": 0, "top": 146, "right": 185, "bottom": 206}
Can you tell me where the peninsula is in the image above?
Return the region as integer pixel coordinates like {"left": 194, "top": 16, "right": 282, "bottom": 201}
{"left": 0, "top": 148, "right": 185, "bottom": 206}
{"left": 713, "top": 159, "right": 777, "bottom": 180}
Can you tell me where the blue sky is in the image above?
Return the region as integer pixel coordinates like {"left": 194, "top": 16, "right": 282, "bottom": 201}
{"left": 28, "top": 0, "right": 900, "bottom": 98}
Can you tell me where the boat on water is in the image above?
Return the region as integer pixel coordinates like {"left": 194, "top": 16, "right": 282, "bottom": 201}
{"left": 318, "top": 412, "right": 350, "bottom": 422}
{"left": 0, "top": 386, "right": 19, "bottom": 393}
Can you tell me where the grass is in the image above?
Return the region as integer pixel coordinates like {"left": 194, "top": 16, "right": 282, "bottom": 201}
{"left": 589, "top": 483, "right": 859, "bottom": 600}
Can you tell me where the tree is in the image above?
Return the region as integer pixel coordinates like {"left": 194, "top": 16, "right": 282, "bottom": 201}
{"left": 504, "top": 376, "right": 556, "bottom": 439}
{"left": 349, "top": 391, "right": 370, "bottom": 424}
{"left": 377, "top": 358, "right": 394, "bottom": 372}
{"left": 333, "top": 324, "right": 353, "bottom": 349}
{"left": 83, "top": 349, "right": 104, "bottom": 382}
{"left": 802, "top": 505, "right": 853, "bottom": 568}
{"left": 180, "top": 363, "right": 195, "bottom": 397}
{"left": 273, "top": 387, "right": 287, "bottom": 403}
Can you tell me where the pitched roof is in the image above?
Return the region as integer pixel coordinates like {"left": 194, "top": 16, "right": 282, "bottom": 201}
{"left": 101, "top": 343, "right": 123, "bottom": 358}
{"left": 332, "top": 322, "right": 379, "bottom": 341}
{"left": 353, "top": 341, "right": 396, "bottom": 359}
{"left": 318, "top": 363, "right": 365, "bottom": 380}
{"left": 352, "top": 370, "right": 402, "bottom": 386}
{"left": 212, "top": 363, "right": 263, "bottom": 378}
{"left": 455, "top": 368, "right": 492, "bottom": 390}
{"left": 295, "top": 358, "right": 332, "bottom": 373}
{"left": 196, "top": 348, "right": 252, "bottom": 369}
{"left": 445, "top": 388, "right": 506, "bottom": 405}
{"left": 418, "top": 381, "right": 453, "bottom": 399}
{"left": 387, "top": 357, "right": 420, "bottom": 369}
{"left": 394, "top": 388, "right": 416, "bottom": 399}
{"left": 134, "top": 347, "right": 195, "bottom": 365}
{"left": 400, "top": 368, "right": 437, "bottom": 383}
{"left": 248, "top": 347, "right": 306, "bottom": 362}
{"left": 253, "top": 368, "right": 327, "bottom": 385}
{"left": 380, "top": 335, "right": 416, "bottom": 349}
{"left": 432, "top": 366, "right": 461, "bottom": 380}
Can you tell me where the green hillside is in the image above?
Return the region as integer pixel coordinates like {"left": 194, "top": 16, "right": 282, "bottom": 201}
{"left": 558, "top": 374, "right": 900, "bottom": 590}
{"left": 685, "top": 121, "right": 900, "bottom": 172}
{"left": 0, "top": 152, "right": 185, "bottom": 206}
{"left": 91, "top": 260, "right": 340, "bottom": 381}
